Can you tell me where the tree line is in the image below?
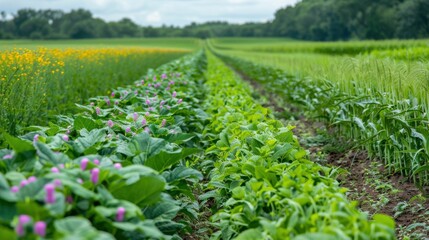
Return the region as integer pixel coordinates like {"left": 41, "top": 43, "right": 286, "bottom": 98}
{"left": 0, "top": 0, "right": 428, "bottom": 41}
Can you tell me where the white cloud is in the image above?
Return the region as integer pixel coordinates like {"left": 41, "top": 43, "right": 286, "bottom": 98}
{"left": 0, "top": 0, "right": 298, "bottom": 26}
{"left": 146, "top": 11, "right": 162, "bottom": 24}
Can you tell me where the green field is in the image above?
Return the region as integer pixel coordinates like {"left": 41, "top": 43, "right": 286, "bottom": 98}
{"left": 0, "top": 38, "right": 202, "bottom": 51}
{"left": 1, "top": 37, "right": 428, "bottom": 239}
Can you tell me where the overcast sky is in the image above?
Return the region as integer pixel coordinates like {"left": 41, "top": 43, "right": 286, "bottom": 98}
{"left": 0, "top": 0, "right": 298, "bottom": 26}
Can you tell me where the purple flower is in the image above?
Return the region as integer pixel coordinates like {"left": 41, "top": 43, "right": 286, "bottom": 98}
{"left": 33, "top": 134, "right": 40, "bottom": 142}
{"left": 166, "top": 87, "right": 170, "bottom": 91}
{"left": 148, "top": 83, "right": 152, "bottom": 87}
{"left": 66, "top": 129, "right": 71, "bottom": 134}
{"left": 115, "top": 100, "right": 119, "bottom": 105}
{"left": 11, "top": 186, "right": 19, "bottom": 193}
{"left": 125, "top": 127, "right": 131, "bottom": 133}
{"left": 141, "top": 118, "right": 147, "bottom": 126}
{"left": 51, "top": 167, "right": 59, "bottom": 173}
{"left": 16, "top": 215, "right": 31, "bottom": 236}
{"left": 153, "top": 76, "right": 157, "bottom": 81}
{"left": 54, "top": 179, "right": 62, "bottom": 187}
{"left": 145, "top": 99, "right": 151, "bottom": 105}
{"left": 178, "top": 99, "right": 183, "bottom": 104}
{"left": 28, "top": 176, "right": 37, "bottom": 183}
{"left": 134, "top": 90, "right": 138, "bottom": 95}
{"left": 111, "top": 92, "right": 115, "bottom": 97}
{"left": 33, "top": 221, "right": 46, "bottom": 237}
{"left": 3, "top": 154, "right": 13, "bottom": 159}
{"left": 149, "top": 107, "right": 154, "bottom": 112}
{"left": 93, "top": 159, "right": 100, "bottom": 165}
{"left": 172, "top": 91, "right": 177, "bottom": 98}
{"left": 107, "top": 120, "right": 114, "bottom": 128}
{"left": 81, "top": 158, "right": 89, "bottom": 170}
{"left": 77, "top": 178, "right": 83, "bottom": 184}
{"left": 62, "top": 135, "right": 69, "bottom": 141}
{"left": 116, "top": 207, "right": 126, "bottom": 221}
{"left": 141, "top": 80, "right": 145, "bottom": 85}
{"left": 144, "top": 127, "right": 150, "bottom": 133}
{"left": 91, "top": 168, "right": 100, "bottom": 184}
{"left": 161, "top": 119, "right": 167, "bottom": 127}
{"left": 105, "top": 98, "right": 111, "bottom": 106}
{"left": 133, "top": 112, "right": 139, "bottom": 122}
{"left": 59, "top": 164, "right": 65, "bottom": 169}
{"left": 160, "top": 100, "right": 165, "bottom": 106}
{"left": 114, "top": 163, "right": 122, "bottom": 169}
{"left": 20, "top": 180, "right": 29, "bottom": 187}
{"left": 44, "top": 183, "right": 56, "bottom": 204}
{"left": 166, "top": 106, "right": 171, "bottom": 110}
{"left": 96, "top": 107, "right": 101, "bottom": 115}
{"left": 145, "top": 112, "right": 150, "bottom": 116}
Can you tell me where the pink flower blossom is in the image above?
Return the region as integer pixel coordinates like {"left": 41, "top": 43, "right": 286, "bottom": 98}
{"left": 66, "top": 195, "right": 73, "bottom": 203}
{"left": 111, "top": 92, "right": 115, "bottom": 97}
{"left": 96, "top": 107, "right": 101, "bottom": 115}
{"left": 28, "top": 176, "right": 37, "bottom": 183}
{"left": 81, "top": 158, "right": 89, "bottom": 170}
{"left": 33, "top": 134, "right": 40, "bottom": 142}
{"left": 116, "top": 207, "right": 126, "bottom": 221}
{"left": 114, "top": 163, "right": 122, "bottom": 169}
{"left": 126, "top": 127, "right": 131, "bottom": 133}
{"left": 62, "top": 135, "right": 69, "bottom": 141}
{"left": 133, "top": 112, "right": 139, "bottom": 122}
{"left": 145, "top": 99, "right": 151, "bottom": 105}
{"left": 107, "top": 120, "right": 114, "bottom": 128}
{"left": 93, "top": 159, "right": 100, "bottom": 165}
{"left": 145, "top": 112, "right": 150, "bottom": 116}
{"left": 161, "top": 119, "right": 167, "bottom": 127}
{"left": 161, "top": 73, "right": 167, "bottom": 79}
{"left": 16, "top": 215, "right": 31, "bottom": 236}
{"left": 20, "top": 180, "right": 29, "bottom": 187}
{"left": 54, "top": 179, "right": 62, "bottom": 187}
{"left": 3, "top": 154, "right": 13, "bottom": 159}
{"left": 172, "top": 91, "right": 177, "bottom": 98}
{"left": 33, "top": 221, "right": 46, "bottom": 237}
{"left": 51, "top": 167, "right": 60, "bottom": 173}
{"left": 77, "top": 178, "right": 83, "bottom": 184}
{"left": 44, "top": 183, "right": 56, "bottom": 204}
{"left": 91, "top": 168, "right": 100, "bottom": 184}
{"left": 141, "top": 118, "right": 147, "bottom": 126}
{"left": 178, "top": 99, "right": 183, "bottom": 104}
{"left": 105, "top": 98, "right": 111, "bottom": 106}
{"left": 11, "top": 186, "right": 19, "bottom": 193}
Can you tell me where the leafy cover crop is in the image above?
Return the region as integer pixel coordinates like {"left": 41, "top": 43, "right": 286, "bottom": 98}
{"left": 0, "top": 52, "right": 207, "bottom": 239}
{"left": 200, "top": 51, "right": 395, "bottom": 239}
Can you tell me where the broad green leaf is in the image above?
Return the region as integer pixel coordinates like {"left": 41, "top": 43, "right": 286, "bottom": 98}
{"left": 74, "top": 116, "right": 98, "bottom": 131}
{"left": 34, "top": 142, "right": 69, "bottom": 164}
{"left": 145, "top": 148, "right": 200, "bottom": 172}
{"left": 2, "top": 131, "right": 34, "bottom": 153}
{"left": 372, "top": 214, "right": 395, "bottom": 229}
{"left": 110, "top": 175, "right": 165, "bottom": 206}
{"left": 235, "top": 228, "right": 263, "bottom": 240}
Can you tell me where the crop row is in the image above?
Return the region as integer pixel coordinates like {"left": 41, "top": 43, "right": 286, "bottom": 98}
{"left": 0, "top": 52, "right": 207, "bottom": 239}
{"left": 199, "top": 51, "right": 395, "bottom": 239}
{"left": 215, "top": 52, "right": 429, "bottom": 190}
{"left": 0, "top": 48, "right": 187, "bottom": 135}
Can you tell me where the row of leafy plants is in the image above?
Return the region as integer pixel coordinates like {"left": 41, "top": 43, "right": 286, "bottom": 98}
{"left": 214, "top": 50, "right": 429, "bottom": 191}
{"left": 199, "top": 51, "right": 395, "bottom": 239}
{"left": 0, "top": 52, "right": 208, "bottom": 239}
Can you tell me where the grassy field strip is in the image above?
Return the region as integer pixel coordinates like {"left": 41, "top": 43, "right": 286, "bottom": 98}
{"left": 0, "top": 38, "right": 202, "bottom": 51}
{"left": 0, "top": 52, "right": 209, "bottom": 239}
{"left": 211, "top": 38, "right": 429, "bottom": 56}
{"left": 0, "top": 48, "right": 188, "bottom": 136}
{"left": 200, "top": 51, "right": 395, "bottom": 239}
{"left": 214, "top": 52, "right": 429, "bottom": 190}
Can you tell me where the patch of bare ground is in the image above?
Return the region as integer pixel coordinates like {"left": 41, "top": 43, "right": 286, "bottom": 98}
{"left": 231, "top": 66, "right": 429, "bottom": 240}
